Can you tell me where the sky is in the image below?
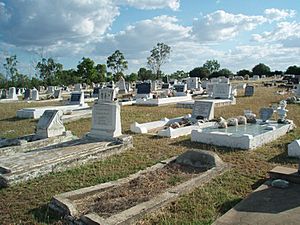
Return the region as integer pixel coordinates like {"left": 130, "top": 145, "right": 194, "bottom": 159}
{"left": 0, "top": 0, "right": 300, "bottom": 77}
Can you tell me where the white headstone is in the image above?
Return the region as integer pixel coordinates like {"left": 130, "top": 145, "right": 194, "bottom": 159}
{"left": 88, "top": 88, "right": 122, "bottom": 140}
{"left": 36, "top": 110, "right": 65, "bottom": 138}
{"left": 206, "top": 83, "right": 214, "bottom": 97}
{"left": 117, "top": 77, "right": 128, "bottom": 94}
{"left": 74, "top": 83, "right": 82, "bottom": 92}
{"left": 187, "top": 77, "right": 199, "bottom": 90}
{"left": 192, "top": 101, "right": 214, "bottom": 120}
{"left": 288, "top": 140, "right": 300, "bottom": 157}
{"left": 32, "top": 89, "right": 39, "bottom": 101}
{"left": 212, "top": 83, "right": 232, "bottom": 99}
{"left": 8, "top": 87, "right": 18, "bottom": 100}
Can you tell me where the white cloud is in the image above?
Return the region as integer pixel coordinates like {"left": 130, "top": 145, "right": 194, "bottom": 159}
{"left": 117, "top": 0, "right": 180, "bottom": 10}
{"left": 252, "top": 21, "right": 300, "bottom": 46}
{"left": 264, "top": 8, "right": 296, "bottom": 21}
{"left": 192, "top": 10, "right": 267, "bottom": 42}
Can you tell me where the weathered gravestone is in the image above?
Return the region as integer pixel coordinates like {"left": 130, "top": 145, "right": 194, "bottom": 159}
{"left": 87, "top": 88, "right": 121, "bottom": 140}
{"left": 74, "top": 83, "right": 82, "bottom": 92}
{"left": 174, "top": 84, "right": 187, "bottom": 96}
{"left": 24, "top": 89, "right": 31, "bottom": 100}
{"left": 259, "top": 108, "right": 274, "bottom": 122}
{"left": 53, "top": 89, "right": 62, "bottom": 99}
{"left": 117, "top": 77, "right": 128, "bottom": 94}
{"left": 137, "top": 83, "right": 151, "bottom": 94}
{"left": 212, "top": 83, "right": 232, "bottom": 99}
{"left": 36, "top": 110, "right": 65, "bottom": 138}
{"left": 32, "top": 89, "right": 39, "bottom": 101}
{"left": 1, "top": 89, "right": 7, "bottom": 99}
{"left": 47, "top": 86, "right": 56, "bottom": 94}
{"left": 244, "top": 85, "right": 254, "bottom": 97}
{"left": 192, "top": 101, "right": 214, "bottom": 120}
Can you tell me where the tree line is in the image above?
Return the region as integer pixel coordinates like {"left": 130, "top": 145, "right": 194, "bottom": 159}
{"left": 1, "top": 42, "right": 300, "bottom": 89}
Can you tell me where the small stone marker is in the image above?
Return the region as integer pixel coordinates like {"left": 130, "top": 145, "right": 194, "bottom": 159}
{"left": 244, "top": 85, "right": 254, "bottom": 97}
{"left": 192, "top": 101, "right": 214, "bottom": 120}
{"left": 259, "top": 108, "right": 274, "bottom": 122}
{"left": 36, "top": 110, "right": 65, "bottom": 138}
{"left": 88, "top": 88, "right": 121, "bottom": 140}
{"left": 288, "top": 140, "right": 300, "bottom": 157}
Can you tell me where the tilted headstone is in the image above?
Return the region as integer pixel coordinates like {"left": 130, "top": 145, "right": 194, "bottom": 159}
{"left": 244, "top": 85, "right": 254, "bottom": 97}
{"left": 88, "top": 88, "right": 121, "bottom": 140}
{"left": 192, "top": 101, "right": 214, "bottom": 120}
{"left": 259, "top": 108, "right": 274, "bottom": 122}
{"left": 8, "top": 87, "right": 18, "bottom": 100}
{"left": 24, "top": 89, "right": 31, "bottom": 100}
{"left": 212, "top": 83, "right": 232, "bottom": 99}
{"left": 36, "top": 110, "right": 65, "bottom": 138}
{"left": 69, "top": 91, "right": 85, "bottom": 105}
{"left": 53, "top": 89, "right": 62, "bottom": 99}
{"left": 32, "top": 89, "right": 39, "bottom": 101}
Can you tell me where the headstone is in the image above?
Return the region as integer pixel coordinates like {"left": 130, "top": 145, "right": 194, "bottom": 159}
{"left": 36, "top": 110, "right": 65, "bottom": 138}
{"left": 32, "top": 89, "right": 39, "bottom": 101}
{"left": 174, "top": 84, "right": 187, "bottom": 96}
{"left": 259, "top": 108, "right": 273, "bottom": 122}
{"left": 24, "top": 89, "right": 31, "bottom": 100}
{"left": 288, "top": 140, "right": 300, "bottom": 157}
{"left": 107, "top": 81, "right": 115, "bottom": 89}
{"left": 244, "top": 85, "right": 254, "bottom": 97}
{"left": 53, "top": 89, "right": 62, "bottom": 99}
{"left": 88, "top": 88, "right": 121, "bottom": 140}
{"left": 47, "top": 86, "right": 56, "bottom": 94}
{"left": 212, "top": 83, "right": 232, "bottom": 99}
{"left": 187, "top": 77, "right": 199, "bottom": 90}
{"left": 74, "top": 83, "right": 82, "bottom": 92}
{"left": 69, "top": 91, "right": 85, "bottom": 105}
{"left": 8, "top": 87, "right": 18, "bottom": 100}
{"left": 201, "top": 80, "right": 209, "bottom": 89}
{"left": 295, "top": 83, "right": 300, "bottom": 98}
{"left": 136, "top": 83, "right": 151, "bottom": 94}
{"left": 253, "top": 75, "right": 260, "bottom": 80}
{"left": 151, "top": 80, "right": 158, "bottom": 91}
{"left": 1, "top": 89, "right": 7, "bottom": 99}
{"left": 192, "top": 101, "right": 214, "bottom": 120}
{"left": 93, "top": 87, "right": 101, "bottom": 97}
{"left": 117, "top": 77, "right": 128, "bottom": 94}
{"left": 206, "top": 83, "right": 214, "bottom": 97}
{"left": 38, "top": 86, "right": 45, "bottom": 92}
{"left": 162, "top": 83, "right": 171, "bottom": 89}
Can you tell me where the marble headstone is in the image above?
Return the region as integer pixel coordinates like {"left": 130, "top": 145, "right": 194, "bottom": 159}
{"left": 117, "top": 77, "right": 128, "bottom": 94}
{"left": 32, "top": 89, "right": 39, "bottom": 101}
{"left": 88, "top": 88, "right": 121, "bottom": 140}
{"left": 212, "top": 83, "right": 232, "bottom": 99}
{"left": 8, "top": 87, "right": 18, "bottom": 100}
{"left": 187, "top": 77, "right": 199, "bottom": 90}
{"left": 36, "top": 110, "right": 65, "bottom": 138}
{"left": 192, "top": 101, "right": 214, "bottom": 120}
{"left": 74, "top": 83, "right": 82, "bottom": 92}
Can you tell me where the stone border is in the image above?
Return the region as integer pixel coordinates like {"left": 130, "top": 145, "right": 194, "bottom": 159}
{"left": 49, "top": 150, "right": 229, "bottom": 225}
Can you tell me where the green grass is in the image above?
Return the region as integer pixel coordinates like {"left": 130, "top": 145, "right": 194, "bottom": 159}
{"left": 0, "top": 86, "right": 299, "bottom": 225}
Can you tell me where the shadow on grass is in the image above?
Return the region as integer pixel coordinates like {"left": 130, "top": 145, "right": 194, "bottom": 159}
{"left": 29, "top": 203, "right": 65, "bottom": 224}
{"left": 170, "top": 138, "right": 247, "bottom": 154}
{"left": 268, "top": 152, "right": 299, "bottom": 164}
{"left": 218, "top": 197, "right": 242, "bottom": 214}
{"left": 0, "top": 116, "right": 30, "bottom": 122}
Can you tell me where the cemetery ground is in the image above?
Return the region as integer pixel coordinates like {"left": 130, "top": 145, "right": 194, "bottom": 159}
{"left": 0, "top": 86, "right": 300, "bottom": 224}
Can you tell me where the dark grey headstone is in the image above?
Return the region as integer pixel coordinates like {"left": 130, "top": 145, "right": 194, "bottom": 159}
{"left": 93, "top": 87, "right": 101, "bottom": 96}
{"left": 174, "top": 84, "right": 185, "bottom": 92}
{"left": 24, "top": 89, "right": 31, "bottom": 100}
{"left": 1, "top": 90, "right": 6, "bottom": 99}
{"left": 137, "top": 83, "right": 151, "bottom": 94}
{"left": 70, "top": 93, "right": 81, "bottom": 102}
{"left": 259, "top": 108, "right": 274, "bottom": 122}
{"left": 53, "top": 89, "right": 62, "bottom": 98}
{"left": 245, "top": 85, "right": 254, "bottom": 97}
{"left": 162, "top": 83, "right": 170, "bottom": 89}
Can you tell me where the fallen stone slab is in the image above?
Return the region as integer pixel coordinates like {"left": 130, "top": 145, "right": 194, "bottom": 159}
{"left": 49, "top": 150, "right": 228, "bottom": 225}
{"left": 0, "top": 135, "right": 132, "bottom": 187}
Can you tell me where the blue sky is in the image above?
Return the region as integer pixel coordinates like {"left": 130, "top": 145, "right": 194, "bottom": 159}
{"left": 0, "top": 0, "right": 300, "bottom": 77}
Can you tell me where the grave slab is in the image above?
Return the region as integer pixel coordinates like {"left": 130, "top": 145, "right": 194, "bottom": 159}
{"left": 49, "top": 150, "right": 228, "bottom": 225}
{"left": 177, "top": 98, "right": 236, "bottom": 109}
{"left": 135, "top": 95, "right": 192, "bottom": 106}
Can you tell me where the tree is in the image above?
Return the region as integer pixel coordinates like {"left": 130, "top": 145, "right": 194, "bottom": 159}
{"left": 127, "top": 73, "right": 138, "bottom": 82}
{"left": 210, "top": 68, "right": 233, "bottom": 78}
{"left": 170, "top": 70, "right": 189, "bottom": 79}
{"left": 203, "top": 59, "right": 220, "bottom": 74}
{"left": 137, "top": 67, "right": 153, "bottom": 81}
{"left": 252, "top": 63, "right": 271, "bottom": 76}
{"left": 147, "top": 43, "right": 171, "bottom": 79}
{"left": 95, "top": 64, "right": 107, "bottom": 83}
{"left": 107, "top": 50, "right": 128, "bottom": 75}
{"left": 285, "top": 65, "right": 300, "bottom": 75}
{"left": 77, "top": 57, "right": 97, "bottom": 84}
{"left": 3, "top": 55, "right": 18, "bottom": 86}
{"left": 36, "top": 57, "right": 63, "bottom": 85}
{"left": 189, "top": 67, "right": 210, "bottom": 79}
{"left": 237, "top": 69, "right": 251, "bottom": 77}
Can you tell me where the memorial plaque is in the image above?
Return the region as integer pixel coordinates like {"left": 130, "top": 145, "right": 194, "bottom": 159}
{"left": 244, "top": 85, "right": 254, "bottom": 97}
{"left": 92, "top": 104, "right": 114, "bottom": 130}
{"left": 259, "top": 108, "right": 273, "bottom": 122}
{"left": 136, "top": 83, "right": 151, "bottom": 94}
{"left": 192, "top": 101, "right": 214, "bottom": 120}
